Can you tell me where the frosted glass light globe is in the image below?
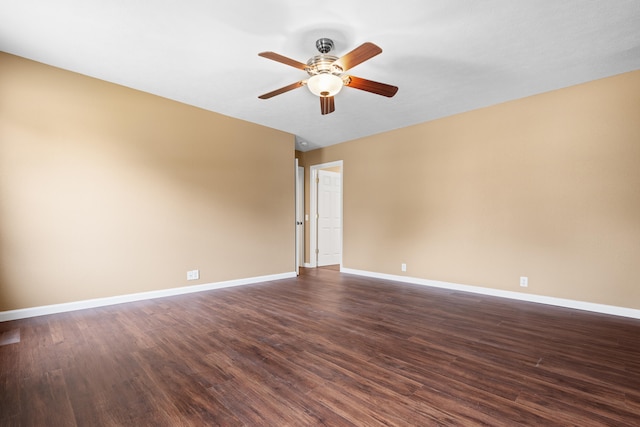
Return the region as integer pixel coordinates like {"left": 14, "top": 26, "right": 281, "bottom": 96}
{"left": 307, "top": 73, "right": 343, "bottom": 97}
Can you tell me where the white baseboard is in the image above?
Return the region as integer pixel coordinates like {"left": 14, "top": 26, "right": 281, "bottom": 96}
{"left": 0, "top": 271, "right": 297, "bottom": 322}
{"left": 6, "top": 268, "right": 637, "bottom": 322}
{"left": 304, "top": 263, "right": 314, "bottom": 268}
{"left": 341, "top": 268, "right": 640, "bottom": 320}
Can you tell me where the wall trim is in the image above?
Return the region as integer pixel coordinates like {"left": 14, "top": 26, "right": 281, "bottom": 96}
{"left": 341, "top": 268, "right": 640, "bottom": 320}
{"left": 0, "top": 272, "right": 297, "bottom": 322}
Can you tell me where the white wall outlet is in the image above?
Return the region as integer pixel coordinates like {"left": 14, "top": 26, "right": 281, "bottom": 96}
{"left": 187, "top": 269, "right": 199, "bottom": 281}
{"left": 401, "top": 263, "right": 407, "bottom": 272}
{"left": 520, "top": 276, "right": 528, "bottom": 287}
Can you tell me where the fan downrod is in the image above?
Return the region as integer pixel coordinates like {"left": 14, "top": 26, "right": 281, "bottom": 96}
{"left": 315, "top": 38, "right": 334, "bottom": 54}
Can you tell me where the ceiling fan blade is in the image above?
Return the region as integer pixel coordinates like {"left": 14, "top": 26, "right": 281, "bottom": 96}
{"left": 320, "top": 96, "right": 335, "bottom": 115}
{"left": 258, "top": 52, "right": 308, "bottom": 70}
{"left": 258, "top": 81, "right": 304, "bottom": 99}
{"left": 334, "top": 42, "right": 382, "bottom": 71}
{"left": 345, "top": 76, "right": 398, "bottom": 98}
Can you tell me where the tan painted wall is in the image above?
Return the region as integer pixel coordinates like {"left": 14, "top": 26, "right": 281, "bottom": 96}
{"left": 0, "top": 53, "right": 295, "bottom": 311}
{"left": 302, "top": 70, "right": 640, "bottom": 310}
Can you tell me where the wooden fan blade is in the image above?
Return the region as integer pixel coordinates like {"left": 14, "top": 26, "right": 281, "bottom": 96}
{"left": 258, "top": 52, "right": 308, "bottom": 70}
{"left": 320, "top": 96, "right": 335, "bottom": 115}
{"left": 345, "top": 76, "right": 398, "bottom": 97}
{"left": 334, "top": 42, "right": 382, "bottom": 71}
{"left": 258, "top": 81, "right": 304, "bottom": 99}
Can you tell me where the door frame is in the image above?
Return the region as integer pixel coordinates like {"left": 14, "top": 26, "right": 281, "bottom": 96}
{"left": 309, "top": 160, "right": 343, "bottom": 268}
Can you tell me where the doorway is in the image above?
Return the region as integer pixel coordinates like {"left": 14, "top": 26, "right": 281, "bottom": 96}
{"left": 309, "top": 161, "right": 343, "bottom": 268}
{"left": 295, "top": 163, "right": 304, "bottom": 273}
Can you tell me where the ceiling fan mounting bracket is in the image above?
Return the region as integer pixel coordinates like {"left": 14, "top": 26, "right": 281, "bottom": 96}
{"left": 315, "top": 38, "right": 334, "bottom": 54}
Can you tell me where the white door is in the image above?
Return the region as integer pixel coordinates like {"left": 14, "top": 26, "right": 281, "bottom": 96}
{"left": 296, "top": 165, "right": 304, "bottom": 269}
{"left": 317, "top": 170, "right": 341, "bottom": 266}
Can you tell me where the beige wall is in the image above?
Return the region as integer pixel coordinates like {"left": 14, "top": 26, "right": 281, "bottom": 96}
{"left": 0, "top": 53, "right": 295, "bottom": 311}
{"left": 2, "top": 50, "right": 638, "bottom": 313}
{"left": 302, "top": 70, "right": 640, "bottom": 310}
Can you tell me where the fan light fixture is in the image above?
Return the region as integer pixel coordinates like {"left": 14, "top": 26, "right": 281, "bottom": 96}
{"left": 307, "top": 73, "right": 343, "bottom": 97}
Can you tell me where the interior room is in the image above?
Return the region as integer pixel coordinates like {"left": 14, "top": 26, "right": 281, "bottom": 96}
{"left": 1, "top": 1, "right": 639, "bottom": 425}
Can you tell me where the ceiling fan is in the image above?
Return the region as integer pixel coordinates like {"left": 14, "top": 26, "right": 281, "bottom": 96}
{"left": 258, "top": 38, "right": 398, "bottom": 115}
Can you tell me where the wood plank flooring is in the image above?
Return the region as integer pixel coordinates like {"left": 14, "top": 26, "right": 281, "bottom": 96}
{"left": 1, "top": 267, "right": 640, "bottom": 426}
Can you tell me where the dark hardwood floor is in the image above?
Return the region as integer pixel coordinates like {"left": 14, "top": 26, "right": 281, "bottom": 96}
{"left": 1, "top": 268, "right": 640, "bottom": 426}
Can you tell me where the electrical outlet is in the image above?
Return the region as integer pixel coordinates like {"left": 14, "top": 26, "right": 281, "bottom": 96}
{"left": 401, "top": 263, "right": 407, "bottom": 272}
{"left": 520, "top": 276, "right": 528, "bottom": 287}
{"left": 187, "top": 269, "right": 199, "bottom": 281}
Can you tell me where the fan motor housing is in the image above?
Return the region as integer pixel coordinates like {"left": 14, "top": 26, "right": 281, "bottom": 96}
{"left": 306, "top": 54, "right": 341, "bottom": 75}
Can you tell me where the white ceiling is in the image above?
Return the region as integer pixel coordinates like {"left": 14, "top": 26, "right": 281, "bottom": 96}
{"left": 1, "top": 1, "right": 639, "bottom": 151}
